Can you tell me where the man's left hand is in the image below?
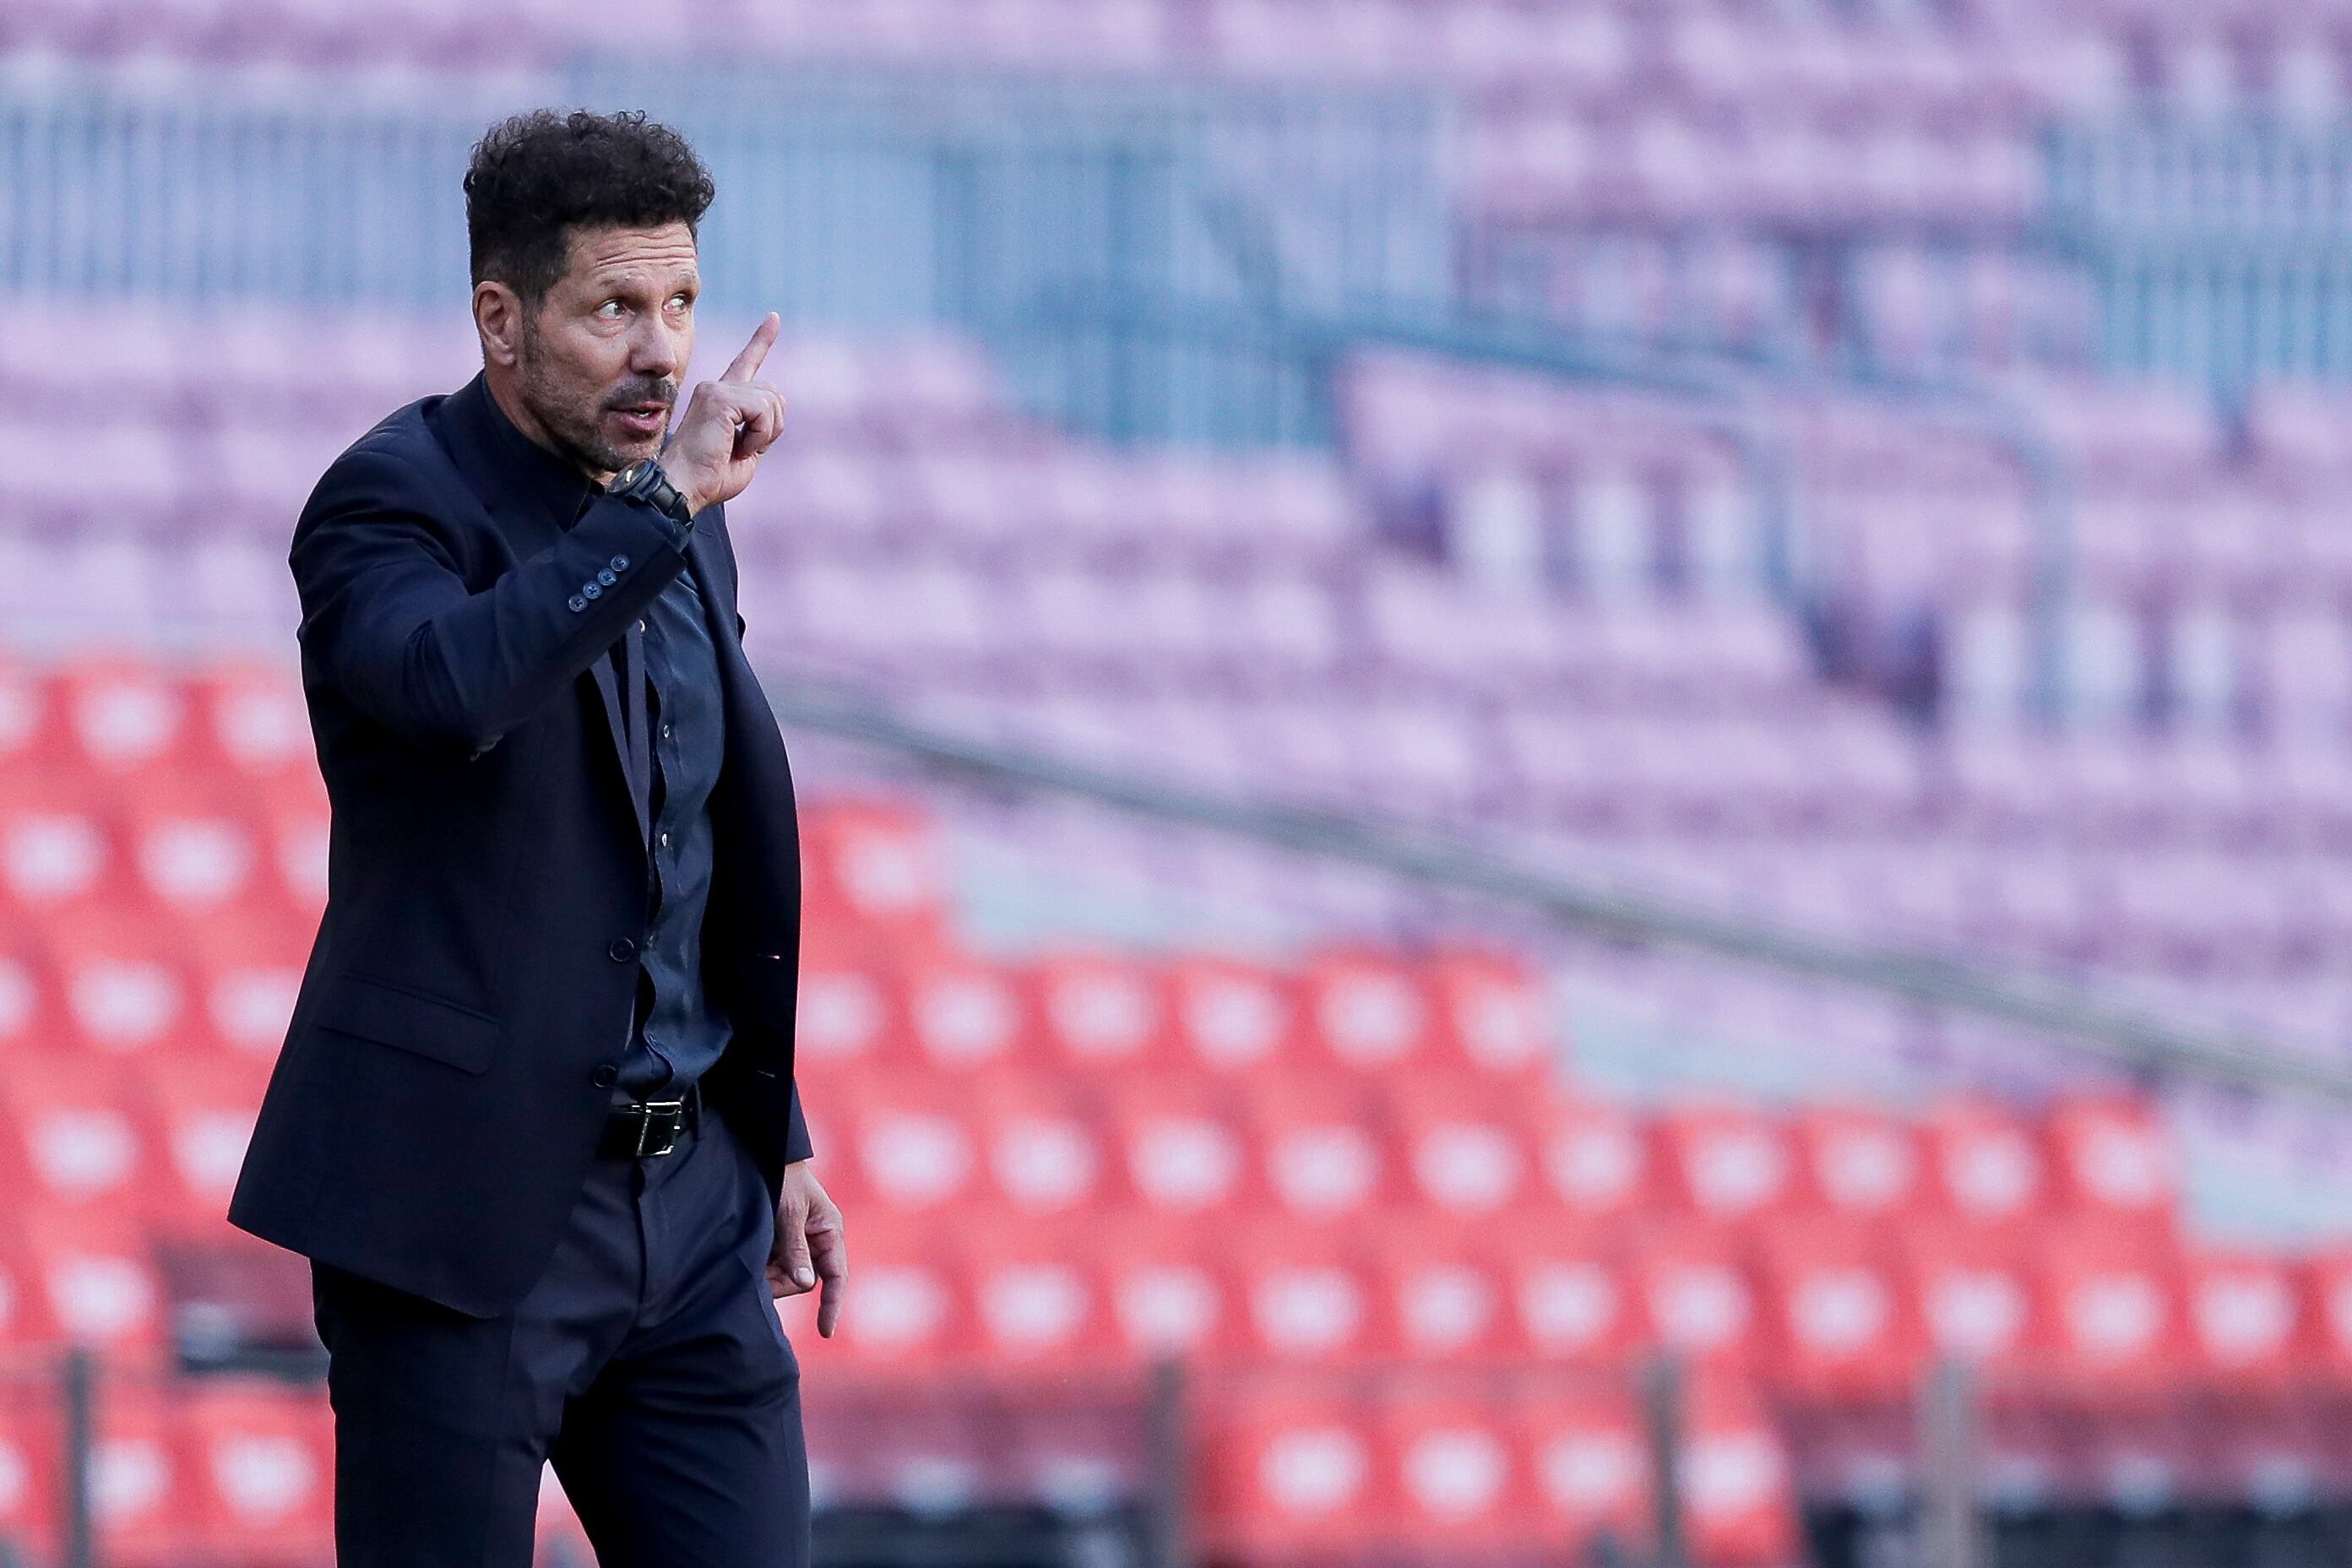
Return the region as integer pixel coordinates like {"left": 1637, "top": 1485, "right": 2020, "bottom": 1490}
{"left": 769, "top": 1160, "right": 846, "bottom": 1337}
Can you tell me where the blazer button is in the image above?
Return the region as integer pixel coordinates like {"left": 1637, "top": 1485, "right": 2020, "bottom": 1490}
{"left": 582, "top": 582, "right": 603, "bottom": 600}
{"left": 596, "top": 568, "right": 617, "bottom": 587}
{"left": 608, "top": 936, "right": 637, "bottom": 963}
{"left": 590, "top": 1063, "right": 620, "bottom": 1088}
{"left": 568, "top": 594, "right": 588, "bottom": 613}
{"left": 610, "top": 555, "right": 630, "bottom": 572}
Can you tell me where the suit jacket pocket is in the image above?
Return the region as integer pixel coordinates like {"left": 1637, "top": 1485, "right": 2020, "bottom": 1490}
{"left": 311, "top": 972, "right": 501, "bottom": 1075}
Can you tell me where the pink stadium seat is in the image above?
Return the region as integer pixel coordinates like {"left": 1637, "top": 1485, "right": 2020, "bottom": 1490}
{"left": 1652, "top": 1106, "right": 1800, "bottom": 1228}
{"left": 2180, "top": 1249, "right": 2310, "bottom": 1391}
{"left": 971, "top": 1074, "right": 1116, "bottom": 1220}
{"left": 1752, "top": 1223, "right": 1917, "bottom": 1398}
{"left": 1376, "top": 1392, "right": 1530, "bottom": 1548}
{"left": 1193, "top": 1388, "right": 1377, "bottom": 1556}
{"left": 1921, "top": 1099, "right": 2053, "bottom": 1228}
{"left": 1538, "top": 1097, "right": 1656, "bottom": 1220}
{"left": 2029, "top": 1225, "right": 2186, "bottom": 1393}
{"left": 899, "top": 955, "right": 1035, "bottom": 1077}
{"left": 1897, "top": 1223, "right": 2038, "bottom": 1375}
{"left": 1105, "top": 1074, "right": 1248, "bottom": 1219}
{"left": 1243, "top": 1073, "right": 1392, "bottom": 1223}
{"left": 1627, "top": 1225, "right": 1762, "bottom": 1375}
{"left": 1506, "top": 1225, "right": 1637, "bottom": 1369}
{"left": 1299, "top": 948, "right": 1440, "bottom": 1077}
{"left": 1168, "top": 958, "right": 1306, "bottom": 1077}
{"left": 1519, "top": 1387, "right": 1650, "bottom": 1554}
{"left": 2045, "top": 1098, "right": 2179, "bottom": 1239}
{"left": 1387, "top": 1076, "right": 1540, "bottom": 1219}
{"left": 1023, "top": 951, "right": 1175, "bottom": 1076}
{"left": 1364, "top": 1236, "right": 1513, "bottom": 1366}
{"left": 1792, "top": 1106, "right": 1925, "bottom": 1223}
{"left": 0, "top": 1055, "right": 152, "bottom": 1227}
{"left": 1230, "top": 1222, "right": 1377, "bottom": 1367}
{"left": 178, "top": 1381, "right": 334, "bottom": 1562}
{"left": 136, "top": 1055, "right": 269, "bottom": 1242}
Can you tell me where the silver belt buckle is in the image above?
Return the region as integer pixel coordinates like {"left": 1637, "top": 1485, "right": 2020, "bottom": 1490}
{"left": 634, "top": 1098, "right": 687, "bottom": 1157}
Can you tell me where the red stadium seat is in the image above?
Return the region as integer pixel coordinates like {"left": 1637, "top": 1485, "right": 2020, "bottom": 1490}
{"left": 1377, "top": 1393, "right": 1529, "bottom": 1548}
{"left": 2180, "top": 1250, "right": 2306, "bottom": 1390}
{"left": 1194, "top": 1389, "right": 1378, "bottom": 1556}
{"left": 52, "top": 660, "right": 197, "bottom": 787}
{"left": 1167, "top": 957, "right": 1305, "bottom": 1077}
{"left": 263, "top": 798, "right": 329, "bottom": 925}
{"left": 799, "top": 1215, "right": 964, "bottom": 1374}
{"left": 18, "top": 1211, "right": 166, "bottom": 1350}
{"left": 1680, "top": 1378, "right": 1801, "bottom": 1567}
{"left": 1365, "top": 1236, "right": 1514, "bottom": 1365}
{"left": 1231, "top": 1223, "right": 1377, "bottom": 1366}
{"left": 1243, "top": 1073, "right": 1393, "bottom": 1223}
{"left": 1094, "top": 1218, "right": 1235, "bottom": 1364}
{"left": 1024, "top": 951, "right": 1174, "bottom": 1075}
{"left": 1920, "top": 1099, "right": 2051, "bottom": 1228}
{"left": 1103, "top": 1074, "right": 1248, "bottom": 1218}
{"left": 0, "top": 784, "right": 122, "bottom": 917}
{"left": 1896, "top": 1224, "right": 2037, "bottom": 1375}
{"left": 2045, "top": 1098, "right": 2177, "bottom": 1236}
{"left": 1628, "top": 1226, "right": 1761, "bottom": 1374}
{"left": 791, "top": 952, "right": 905, "bottom": 1076}
{"left": 0, "top": 1055, "right": 152, "bottom": 1225}
{"left": 965, "top": 1230, "right": 1122, "bottom": 1372}
{"left": 1537, "top": 1097, "right": 1655, "bottom": 1219}
{"left": 1653, "top": 1106, "right": 1798, "bottom": 1227}
{"left": 799, "top": 799, "right": 947, "bottom": 949}
{"left": 183, "top": 912, "right": 304, "bottom": 1063}
{"left": 185, "top": 665, "right": 316, "bottom": 789}
{"left": 1388, "top": 1076, "right": 1540, "bottom": 1219}
{"left": 1506, "top": 1227, "right": 1637, "bottom": 1369}
{"left": 179, "top": 1381, "right": 334, "bottom": 1561}
{"left": 2029, "top": 1225, "right": 2185, "bottom": 1392}
{"left": 972, "top": 1075, "right": 1117, "bottom": 1219}
{"left": 42, "top": 910, "right": 195, "bottom": 1059}
{"left": 117, "top": 792, "right": 286, "bottom": 929}
{"left": 900, "top": 954, "right": 1035, "bottom": 1076}
{"left": 1792, "top": 1106, "right": 1923, "bottom": 1222}
{"left": 1520, "top": 1387, "right": 1650, "bottom": 1554}
{"left": 2301, "top": 1251, "right": 2352, "bottom": 1384}
{"left": 1752, "top": 1223, "right": 1918, "bottom": 1398}
{"left": 135, "top": 1055, "right": 269, "bottom": 1241}
{"left": 1301, "top": 948, "right": 1437, "bottom": 1076}
{"left": 841, "top": 1082, "right": 984, "bottom": 1218}
{"left": 1424, "top": 948, "right": 1555, "bottom": 1082}
{"left": 88, "top": 1387, "right": 193, "bottom": 1566}
{"left": 0, "top": 661, "right": 58, "bottom": 785}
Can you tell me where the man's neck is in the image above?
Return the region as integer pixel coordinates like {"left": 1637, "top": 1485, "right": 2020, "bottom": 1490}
{"left": 484, "top": 369, "right": 616, "bottom": 488}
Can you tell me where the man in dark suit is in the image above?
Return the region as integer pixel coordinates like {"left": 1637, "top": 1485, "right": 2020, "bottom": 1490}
{"left": 229, "top": 108, "right": 846, "bottom": 1566}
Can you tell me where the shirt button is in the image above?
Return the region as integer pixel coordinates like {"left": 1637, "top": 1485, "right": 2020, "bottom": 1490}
{"left": 659, "top": 832, "right": 669, "bottom": 847}
{"left": 661, "top": 724, "right": 671, "bottom": 738}
{"left": 607, "top": 936, "right": 637, "bottom": 963}
{"left": 590, "top": 1063, "right": 620, "bottom": 1088}
{"left": 637, "top": 619, "right": 647, "bottom": 632}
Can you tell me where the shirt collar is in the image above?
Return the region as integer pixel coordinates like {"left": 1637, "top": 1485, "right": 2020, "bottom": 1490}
{"left": 474, "top": 375, "right": 601, "bottom": 532}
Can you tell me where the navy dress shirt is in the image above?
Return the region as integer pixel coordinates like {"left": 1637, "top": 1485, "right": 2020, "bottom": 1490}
{"left": 479, "top": 393, "right": 731, "bottom": 1102}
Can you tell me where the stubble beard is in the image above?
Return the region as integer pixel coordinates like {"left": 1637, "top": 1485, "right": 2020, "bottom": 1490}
{"left": 516, "top": 317, "right": 660, "bottom": 480}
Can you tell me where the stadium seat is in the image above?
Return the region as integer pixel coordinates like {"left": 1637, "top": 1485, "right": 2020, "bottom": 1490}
{"left": 1519, "top": 1386, "right": 1651, "bottom": 1555}
{"left": 1792, "top": 1106, "right": 1923, "bottom": 1222}
{"left": 1387, "top": 1075, "right": 1541, "bottom": 1218}
{"left": 1300, "top": 948, "right": 1438, "bottom": 1075}
{"left": 840, "top": 1081, "right": 985, "bottom": 1218}
{"left": 17, "top": 1210, "right": 166, "bottom": 1352}
{"left": 1243, "top": 1072, "right": 1393, "bottom": 1222}
{"left": 965, "top": 1227, "right": 1122, "bottom": 1372}
{"left": 135, "top": 1054, "right": 269, "bottom": 1241}
{"left": 1627, "top": 1225, "right": 1761, "bottom": 1374}
{"left": 42, "top": 909, "right": 194, "bottom": 1059}
{"left": 1423, "top": 948, "right": 1556, "bottom": 1082}
{"left": 791, "top": 952, "right": 904, "bottom": 1074}
{"left": 1193, "top": 1388, "right": 1379, "bottom": 1556}
{"left": 184, "top": 666, "right": 317, "bottom": 789}
{"left": 1653, "top": 1106, "right": 1798, "bottom": 1226}
{"left": 0, "top": 1397, "right": 51, "bottom": 1564}
{"left": 1507, "top": 1226, "right": 1637, "bottom": 1368}
{"left": 1104, "top": 1074, "right": 1249, "bottom": 1218}
{"left": 900, "top": 953, "right": 1036, "bottom": 1076}
{"left": 1752, "top": 1223, "right": 1918, "bottom": 1398}
{"left": 50, "top": 660, "right": 197, "bottom": 787}
{"left": 2301, "top": 1251, "right": 2352, "bottom": 1384}
{"left": 1167, "top": 957, "right": 1306, "bottom": 1076}
{"left": 1920, "top": 1099, "right": 2052, "bottom": 1228}
{"left": 2180, "top": 1249, "right": 2306, "bottom": 1389}
{"left": 798, "top": 799, "right": 947, "bottom": 950}
{"left": 1024, "top": 950, "right": 1175, "bottom": 1075}
{"left": 88, "top": 1387, "right": 192, "bottom": 1567}
{"left": 1376, "top": 1392, "right": 1530, "bottom": 1548}
{"left": 0, "top": 1055, "right": 152, "bottom": 1227}
{"left": 117, "top": 790, "right": 285, "bottom": 928}
{"left": 800, "top": 1215, "right": 963, "bottom": 1374}
{"left": 1678, "top": 1378, "right": 1803, "bottom": 1567}
{"left": 1537, "top": 1096, "right": 1654, "bottom": 1218}
{"left": 1895, "top": 1223, "right": 2037, "bottom": 1375}
{"left": 972, "top": 1074, "right": 1116, "bottom": 1218}
{"left": 2029, "top": 1225, "right": 2185, "bottom": 1392}
{"left": 1231, "top": 1222, "right": 1377, "bottom": 1366}
{"left": 1365, "top": 1235, "right": 1514, "bottom": 1365}
{"left": 2044, "top": 1098, "right": 2177, "bottom": 1237}
{"left": 1095, "top": 1218, "right": 1235, "bottom": 1364}
{"left": 179, "top": 1380, "right": 334, "bottom": 1561}
{"left": 182, "top": 911, "right": 304, "bottom": 1061}
{"left": 0, "top": 784, "right": 122, "bottom": 917}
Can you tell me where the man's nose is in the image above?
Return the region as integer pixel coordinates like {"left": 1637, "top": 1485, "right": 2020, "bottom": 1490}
{"left": 628, "top": 317, "right": 684, "bottom": 377}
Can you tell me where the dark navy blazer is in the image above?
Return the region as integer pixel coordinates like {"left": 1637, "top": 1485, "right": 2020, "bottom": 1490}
{"left": 230, "top": 374, "right": 813, "bottom": 1318}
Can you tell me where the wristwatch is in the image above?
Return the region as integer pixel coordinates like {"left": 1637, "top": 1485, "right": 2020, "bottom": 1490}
{"left": 608, "top": 459, "right": 695, "bottom": 534}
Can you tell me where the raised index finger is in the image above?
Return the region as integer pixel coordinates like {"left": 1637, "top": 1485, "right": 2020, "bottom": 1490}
{"left": 722, "top": 312, "right": 781, "bottom": 383}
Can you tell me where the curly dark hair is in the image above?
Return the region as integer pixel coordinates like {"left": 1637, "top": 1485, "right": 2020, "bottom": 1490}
{"left": 464, "top": 109, "right": 715, "bottom": 305}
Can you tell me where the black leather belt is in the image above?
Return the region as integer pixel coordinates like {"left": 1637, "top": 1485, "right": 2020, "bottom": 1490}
{"left": 599, "top": 1083, "right": 701, "bottom": 1158}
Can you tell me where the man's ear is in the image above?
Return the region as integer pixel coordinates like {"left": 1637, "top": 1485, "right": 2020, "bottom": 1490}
{"left": 474, "top": 280, "right": 526, "bottom": 367}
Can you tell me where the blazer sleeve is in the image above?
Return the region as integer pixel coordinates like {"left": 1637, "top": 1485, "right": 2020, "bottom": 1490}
{"left": 291, "top": 447, "right": 694, "bottom": 756}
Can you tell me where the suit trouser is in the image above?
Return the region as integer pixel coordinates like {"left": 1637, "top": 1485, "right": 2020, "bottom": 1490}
{"left": 310, "top": 1104, "right": 810, "bottom": 1567}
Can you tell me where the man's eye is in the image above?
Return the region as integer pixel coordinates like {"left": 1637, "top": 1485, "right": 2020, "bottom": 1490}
{"left": 597, "top": 300, "right": 624, "bottom": 318}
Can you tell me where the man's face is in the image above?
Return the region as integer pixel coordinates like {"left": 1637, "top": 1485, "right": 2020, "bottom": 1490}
{"left": 512, "top": 221, "right": 700, "bottom": 481}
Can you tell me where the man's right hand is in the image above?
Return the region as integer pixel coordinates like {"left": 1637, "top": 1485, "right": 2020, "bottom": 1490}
{"left": 662, "top": 312, "right": 787, "bottom": 516}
